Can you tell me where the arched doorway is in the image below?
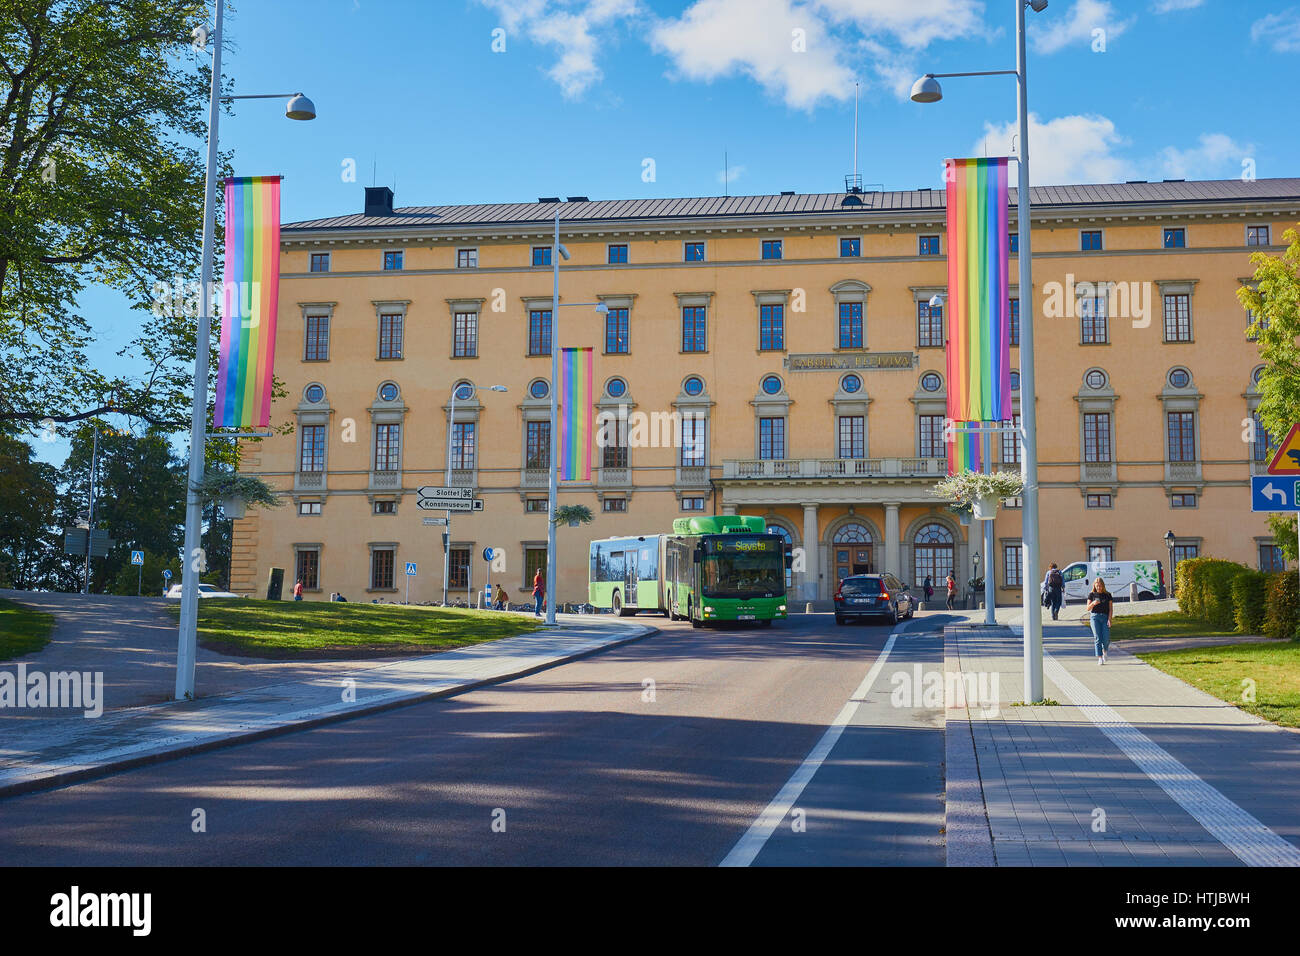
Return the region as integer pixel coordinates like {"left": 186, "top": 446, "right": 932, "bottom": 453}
{"left": 913, "top": 523, "right": 954, "bottom": 592}
{"left": 832, "top": 521, "right": 874, "bottom": 581}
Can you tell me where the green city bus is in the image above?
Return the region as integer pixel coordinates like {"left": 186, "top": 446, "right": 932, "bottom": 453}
{"left": 588, "top": 515, "right": 790, "bottom": 627}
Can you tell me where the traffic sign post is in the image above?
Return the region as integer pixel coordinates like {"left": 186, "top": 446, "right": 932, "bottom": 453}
{"left": 405, "top": 561, "right": 417, "bottom": 604}
{"left": 482, "top": 547, "right": 495, "bottom": 609}
{"left": 131, "top": 550, "right": 144, "bottom": 596}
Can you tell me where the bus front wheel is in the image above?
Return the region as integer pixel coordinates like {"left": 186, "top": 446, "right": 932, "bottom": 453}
{"left": 689, "top": 600, "right": 702, "bottom": 629}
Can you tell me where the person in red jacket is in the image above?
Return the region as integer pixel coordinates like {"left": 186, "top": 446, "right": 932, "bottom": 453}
{"left": 532, "top": 568, "right": 546, "bottom": 617}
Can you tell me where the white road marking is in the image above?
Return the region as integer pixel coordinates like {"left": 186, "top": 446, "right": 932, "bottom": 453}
{"left": 718, "top": 631, "right": 900, "bottom": 867}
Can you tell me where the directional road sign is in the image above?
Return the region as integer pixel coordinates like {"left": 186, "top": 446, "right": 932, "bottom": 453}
{"left": 1267, "top": 423, "right": 1300, "bottom": 475}
{"left": 482, "top": 547, "right": 495, "bottom": 562}
{"left": 163, "top": 569, "right": 173, "bottom": 580}
{"left": 421, "top": 516, "right": 449, "bottom": 526}
{"left": 131, "top": 550, "right": 144, "bottom": 565}
{"left": 416, "top": 496, "right": 484, "bottom": 513}
{"left": 1251, "top": 475, "right": 1300, "bottom": 512}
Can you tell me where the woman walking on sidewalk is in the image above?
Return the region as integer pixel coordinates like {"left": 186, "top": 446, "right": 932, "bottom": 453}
{"left": 532, "top": 568, "right": 546, "bottom": 617}
{"left": 1087, "top": 577, "right": 1114, "bottom": 664}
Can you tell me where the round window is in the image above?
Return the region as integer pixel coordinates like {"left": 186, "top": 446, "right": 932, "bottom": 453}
{"left": 529, "top": 379, "right": 549, "bottom": 399}
{"left": 453, "top": 382, "right": 475, "bottom": 401}
{"left": 1253, "top": 366, "right": 1265, "bottom": 385}
{"left": 606, "top": 377, "right": 626, "bottom": 398}
{"left": 304, "top": 384, "right": 325, "bottom": 404}
{"left": 761, "top": 375, "right": 783, "bottom": 395}
{"left": 841, "top": 374, "right": 863, "bottom": 394}
{"left": 920, "top": 372, "right": 941, "bottom": 393}
{"left": 1085, "top": 369, "right": 1107, "bottom": 390}
{"left": 683, "top": 376, "right": 704, "bottom": 396}
{"left": 1168, "top": 368, "right": 1191, "bottom": 389}
{"left": 379, "top": 382, "right": 399, "bottom": 402}
{"left": 1010, "top": 371, "right": 1020, "bottom": 391}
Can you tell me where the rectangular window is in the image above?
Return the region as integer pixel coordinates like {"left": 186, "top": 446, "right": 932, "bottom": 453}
{"left": 1001, "top": 414, "right": 1022, "bottom": 464}
{"left": 1171, "top": 543, "right": 1198, "bottom": 589}
{"left": 525, "top": 499, "right": 548, "bottom": 513}
{"left": 919, "top": 415, "right": 945, "bottom": 458}
{"left": 1247, "top": 225, "right": 1271, "bottom": 247}
{"left": 839, "top": 302, "right": 863, "bottom": 349}
{"left": 524, "top": 547, "right": 547, "bottom": 590}
{"left": 299, "top": 425, "right": 326, "bottom": 472}
{"left": 448, "top": 548, "right": 470, "bottom": 589}
{"left": 298, "top": 501, "right": 322, "bottom": 516}
{"left": 378, "top": 313, "right": 403, "bottom": 359}
{"left": 602, "top": 416, "right": 627, "bottom": 468}
{"left": 1260, "top": 544, "right": 1285, "bottom": 572}
{"left": 607, "top": 244, "right": 628, "bottom": 264}
{"left": 680, "top": 496, "right": 706, "bottom": 511}
{"left": 309, "top": 253, "right": 330, "bottom": 273}
{"left": 682, "top": 306, "right": 707, "bottom": 353}
{"left": 1253, "top": 413, "right": 1273, "bottom": 462}
{"left": 371, "top": 548, "right": 395, "bottom": 590}
{"left": 532, "top": 246, "right": 551, "bottom": 266}
{"left": 383, "top": 251, "right": 403, "bottom": 271}
{"left": 1080, "top": 294, "right": 1109, "bottom": 344}
{"left": 919, "top": 235, "right": 940, "bottom": 256}
{"left": 1081, "top": 230, "right": 1103, "bottom": 251}
{"left": 1083, "top": 413, "right": 1112, "bottom": 463}
{"left": 451, "top": 422, "right": 475, "bottom": 470}
{"left": 840, "top": 237, "right": 861, "bottom": 258}
{"left": 374, "top": 423, "right": 401, "bottom": 472}
{"left": 680, "top": 417, "right": 706, "bottom": 466}
{"left": 1009, "top": 233, "right": 1019, "bottom": 253}
{"left": 605, "top": 307, "right": 629, "bottom": 354}
{"left": 526, "top": 421, "right": 551, "bottom": 469}
{"left": 758, "top": 417, "right": 785, "bottom": 459}
{"left": 304, "top": 313, "right": 330, "bottom": 361}
{"left": 373, "top": 500, "right": 397, "bottom": 515}
{"left": 1163, "top": 293, "right": 1191, "bottom": 342}
{"left": 838, "top": 416, "right": 864, "bottom": 459}
{"left": 1009, "top": 298, "right": 1020, "bottom": 347}
{"left": 1087, "top": 543, "right": 1115, "bottom": 563}
{"left": 296, "top": 549, "right": 320, "bottom": 590}
{"left": 759, "top": 304, "right": 784, "bottom": 351}
{"left": 1163, "top": 228, "right": 1186, "bottom": 249}
{"left": 1003, "top": 544, "right": 1022, "bottom": 587}
{"left": 918, "top": 302, "right": 944, "bottom": 348}
{"left": 684, "top": 241, "right": 705, "bottom": 262}
{"left": 1086, "top": 494, "right": 1113, "bottom": 509}
{"left": 453, "top": 311, "right": 478, "bottom": 357}
{"left": 602, "top": 498, "right": 627, "bottom": 513}
{"left": 529, "top": 309, "right": 552, "bottom": 356}
{"left": 1170, "top": 493, "right": 1197, "bottom": 508}
{"left": 1166, "top": 411, "right": 1196, "bottom": 462}
{"left": 457, "top": 248, "right": 478, "bottom": 268}
{"left": 761, "top": 239, "right": 783, "bottom": 260}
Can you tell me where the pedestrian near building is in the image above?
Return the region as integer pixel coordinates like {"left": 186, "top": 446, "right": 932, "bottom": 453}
{"left": 293, "top": 579, "right": 304, "bottom": 602}
{"left": 1087, "top": 578, "right": 1114, "bottom": 665}
{"left": 532, "top": 569, "right": 545, "bottom": 617}
{"left": 945, "top": 571, "right": 956, "bottom": 611}
{"left": 1041, "top": 562, "right": 1064, "bottom": 621}
{"left": 923, "top": 575, "right": 934, "bottom": 605}
{"left": 494, "top": 587, "right": 509, "bottom": 611}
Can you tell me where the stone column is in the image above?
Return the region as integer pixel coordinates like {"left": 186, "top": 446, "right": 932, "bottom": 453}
{"left": 722, "top": 503, "right": 738, "bottom": 516}
{"left": 884, "top": 502, "right": 901, "bottom": 578}
{"left": 802, "top": 503, "right": 819, "bottom": 601}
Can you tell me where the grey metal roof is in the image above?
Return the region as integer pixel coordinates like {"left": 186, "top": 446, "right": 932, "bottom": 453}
{"left": 283, "top": 177, "right": 1300, "bottom": 233}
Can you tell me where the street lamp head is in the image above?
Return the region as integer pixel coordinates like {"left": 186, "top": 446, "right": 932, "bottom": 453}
{"left": 488, "top": 385, "right": 509, "bottom": 392}
{"left": 910, "top": 74, "right": 943, "bottom": 104}
{"left": 594, "top": 303, "right": 610, "bottom": 315}
{"left": 285, "top": 93, "right": 316, "bottom": 121}
{"left": 1028, "top": 0, "right": 1049, "bottom": 12}
{"left": 1164, "top": 529, "right": 1176, "bottom": 548}
{"left": 557, "top": 244, "right": 571, "bottom": 261}
{"left": 929, "top": 293, "right": 946, "bottom": 308}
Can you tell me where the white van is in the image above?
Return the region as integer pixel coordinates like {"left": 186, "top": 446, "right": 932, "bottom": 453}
{"left": 1059, "top": 559, "right": 1165, "bottom": 602}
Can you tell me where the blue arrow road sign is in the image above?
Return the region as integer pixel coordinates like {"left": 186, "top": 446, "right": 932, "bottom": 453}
{"left": 405, "top": 562, "right": 417, "bottom": 576}
{"left": 162, "top": 569, "right": 172, "bottom": 580}
{"left": 1251, "top": 475, "right": 1300, "bottom": 512}
{"left": 482, "top": 547, "right": 494, "bottom": 562}
{"left": 131, "top": 550, "right": 144, "bottom": 565}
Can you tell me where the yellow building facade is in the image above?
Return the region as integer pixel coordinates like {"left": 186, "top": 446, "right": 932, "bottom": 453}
{"left": 229, "top": 179, "right": 1300, "bottom": 606}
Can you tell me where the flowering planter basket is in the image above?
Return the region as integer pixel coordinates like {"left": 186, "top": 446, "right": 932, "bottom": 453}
{"left": 971, "top": 494, "right": 999, "bottom": 520}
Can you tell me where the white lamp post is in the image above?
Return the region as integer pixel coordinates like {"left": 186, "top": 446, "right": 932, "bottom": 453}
{"left": 912, "top": 0, "right": 1049, "bottom": 699}
{"left": 443, "top": 384, "right": 507, "bottom": 605}
{"left": 175, "top": 0, "right": 315, "bottom": 700}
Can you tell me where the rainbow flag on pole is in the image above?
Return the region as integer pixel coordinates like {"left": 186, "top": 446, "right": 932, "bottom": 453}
{"left": 945, "top": 158, "right": 1012, "bottom": 423}
{"left": 947, "top": 421, "right": 984, "bottom": 476}
{"left": 214, "top": 176, "right": 281, "bottom": 428}
{"left": 559, "top": 347, "right": 594, "bottom": 481}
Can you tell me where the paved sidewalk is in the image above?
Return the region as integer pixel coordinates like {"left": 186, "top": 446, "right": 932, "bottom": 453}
{"left": 0, "top": 614, "right": 655, "bottom": 798}
{"left": 943, "top": 621, "right": 1300, "bottom": 866}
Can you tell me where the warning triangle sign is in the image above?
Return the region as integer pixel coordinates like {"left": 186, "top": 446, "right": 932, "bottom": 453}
{"left": 1267, "top": 423, "right": 1300, "bottom": 474}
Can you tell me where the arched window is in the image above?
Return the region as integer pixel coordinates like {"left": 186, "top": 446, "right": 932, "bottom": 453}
{"left": 913, "top": 523, "right": 955, "bottom": 590}
{"left": 833, "top": 522, "right": 873, "bottom": 579}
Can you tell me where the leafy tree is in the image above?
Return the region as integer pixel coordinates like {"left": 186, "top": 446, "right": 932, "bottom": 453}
{"left": 0, "top": 430, "right": 59, "bottom": 587}
{"left": 1239, "top": 225, "right": 1300, "bottom": 557}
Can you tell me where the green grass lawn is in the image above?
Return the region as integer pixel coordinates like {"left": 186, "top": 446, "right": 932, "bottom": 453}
{"left": 1109, "top": 610, "right": 1241, "bottom": 641}
{"left": 0, "top": 597, "right": 55, "bottom": 661}
{"left": 164, "top": 598, "right": 541, "bottom": 658}
{"left": 1137, "top": 642, "right": 1300, "bottom": 728}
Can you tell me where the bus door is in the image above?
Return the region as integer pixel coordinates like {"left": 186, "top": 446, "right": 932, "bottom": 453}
{"left": 665, "top": 549, "right": 676, "bottom": 611}
{"left": 625, "top": 549, "right": 639, "bottom": 606}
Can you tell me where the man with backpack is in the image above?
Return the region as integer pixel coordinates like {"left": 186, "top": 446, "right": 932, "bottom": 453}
{"left": 1041, "top": 563, "right": 1064, "bottom": 621}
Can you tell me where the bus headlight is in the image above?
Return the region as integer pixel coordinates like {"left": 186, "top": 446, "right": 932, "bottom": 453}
{"left": 778, "top": 605, "right": 786, "bottom": 612}
{"left": 704, "top": 606, "right": 714, "bottom": 614}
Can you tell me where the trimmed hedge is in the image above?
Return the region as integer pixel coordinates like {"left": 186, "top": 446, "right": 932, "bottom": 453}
{"left": 1231, "top": 570, "right": 1268, "bottom": 636}
{"left": 1262, "top": 572, "right": 1299, "bottom": 640}
{"left": 1177, "top": 558, "right": 1292, "bottom": 636}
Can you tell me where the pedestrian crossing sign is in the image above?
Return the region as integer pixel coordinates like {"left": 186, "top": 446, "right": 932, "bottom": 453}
{"left": 1267, "top": 423, "right": 1300, "bottom": 475}
{"left": 405, "top": 562, "right": 417, "bottom": 576}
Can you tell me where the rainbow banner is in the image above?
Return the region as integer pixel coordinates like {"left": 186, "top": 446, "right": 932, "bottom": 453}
{"left": 947, "top": 421, "right": 984, "bottom": 476}
{"left": 945, "top": 158, "right": 1012, "bottom": 423}
{"left": 559, "top": 347, "right": 594, "bottom": 481}
{"left": 214, "top": 176, "right": 281, "bottom": 428}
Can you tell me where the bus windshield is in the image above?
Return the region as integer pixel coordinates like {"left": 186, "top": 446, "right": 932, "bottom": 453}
{"left": 701, "top": 537, "right": 784, "bottom": 599}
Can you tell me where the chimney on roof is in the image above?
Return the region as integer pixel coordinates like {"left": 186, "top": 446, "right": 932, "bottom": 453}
{"left": 364, "top": 186, "right": 394, "bottom": 217}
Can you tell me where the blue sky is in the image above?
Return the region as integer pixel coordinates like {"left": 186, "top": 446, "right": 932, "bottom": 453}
{"left": 37, "top": 0, "right": 1300, "bottom": 464}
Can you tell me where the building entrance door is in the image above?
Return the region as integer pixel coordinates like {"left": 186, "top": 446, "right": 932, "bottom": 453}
{"left": 835, "top": 545, "right": 874, "bottom": 580}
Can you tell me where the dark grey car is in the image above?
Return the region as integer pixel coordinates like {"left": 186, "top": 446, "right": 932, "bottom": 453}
{"left": 833, "top": 573, "right": 915, "bottom": 625}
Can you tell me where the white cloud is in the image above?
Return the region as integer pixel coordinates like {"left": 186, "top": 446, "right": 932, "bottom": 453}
{"left": 1158, "top": 133, "right": 1252, "bottom": 180}
{"left": 1251, "top": 8, "right": 1300, "bottom": 53}
{"left": 1030, "top": 0, "right": 1134, "bottom": 54}
{"left": 718, "top": 163, "right": 746, "bottom": 184}
{"left": 977, "top": 113, "right": 1131, "bottom": 185}
{"left": 815, "top": 0, "right": 988, "bottom": 49}
{"left": 1152, "top": 0, "right": 1203, "bottom": 12}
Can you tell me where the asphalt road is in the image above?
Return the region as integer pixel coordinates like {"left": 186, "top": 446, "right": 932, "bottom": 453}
{"left": 0, "top": 611, "right": 954, "bottom": 866}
